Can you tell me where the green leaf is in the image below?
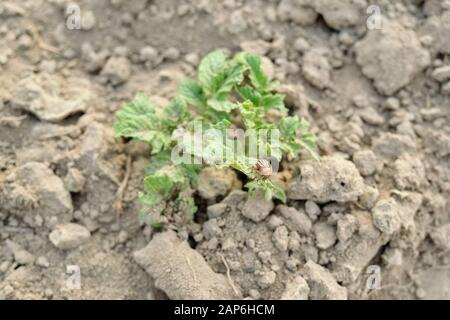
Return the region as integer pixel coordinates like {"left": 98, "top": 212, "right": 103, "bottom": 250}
{"left": 139, "top": 191, "right": 161, "bottom": 207}
{"left": 144, "top": 174, "right": 173, "bottom": 198}
{"left": 261, "top": 94, "right": 287, "bottom": 113}
{"left": 245, "top": 179, "right": 287, "bottom": 202}
{"left": 113, "top": 93, "right": 159, "bottom": 142}
{"left": 236, "top": 85, "right": 261, "bottom": 106}
{"left": 150, "top": 132, "right": 170, "bottom": 154}
{"left": 144, "top": 150, "right": 172, "bottom": 175}
{"left": 163, "top": 97, "right": 189, "bottom": 128}
{"left": 263, "top": 185, "right": 273, "bottom": 201}
{"left": 178, "top": 79, "right": 206, "bottom": 108}
{"left": 279, "top": 116, "right": 320, "bottom": 159}
{"left": 202, "top": 129, "right": 226, "bottom": 165}
{"left": 180, "top": 164, "right": 201, "bottom": 183}
{"left": 212, "top": 118, "right": 232, "bottom": 129}
{"left": 270, "top": 181, "right": 287, "bottom": 203}
{"left": 198, "top": 50, "right": 227, "bottom": 96}
{"left": 244, "top": 180, "right": 259, "bottom": 194}
{"left": 207, "top": 99, "right": 240, "bottom": 112}
{"left": 279, "top": 116, "right": 302, "bottom": 136}
{"left": 198, "top": 50, "right": 245, "bottom": 101}
{"left": 245, "top": 54, "right": 268, "bottom": 90}
{"left": 215, "top": 62, "right": 245, "bottom": 100}
{"left": 298, "top": 132, "right": 320, "bottom": 160}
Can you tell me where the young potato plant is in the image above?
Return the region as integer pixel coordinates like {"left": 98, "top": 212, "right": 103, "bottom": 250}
{"left": 113, "top": 50, "right": 319, "bottom": 226}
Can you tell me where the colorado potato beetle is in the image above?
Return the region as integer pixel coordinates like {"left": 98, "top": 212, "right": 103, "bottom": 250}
{"left": 255, "top": 158, "right": 273, "bottom": 179}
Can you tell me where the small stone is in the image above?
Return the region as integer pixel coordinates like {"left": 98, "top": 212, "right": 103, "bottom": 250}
{"left": 81, "top": 11, "right": 96, "bottom": 30}
{"left": 281, "top": 275, "right": 310, "bottom": 300}
{"left": 384, "top": 97, "right": 400, "bottom": 110}
{"left": 305, "top": 201, "right": 321, "bottom": 221}
{"left": 303, "top": 245, "right": 319, "bottom": 264}
{"left": 313, "top": 0, "right": 364, "bottom": 30}
{"left": 267, "top": 215, "right": 284, "bottom": 230}
{"left": 272, "top": 226, "right": 289, "bottom": 251}
{"left": 257, "top": 270, "right": 277, "bottom": 289}
{"left": 0, "top": 261, "right": 10, "bottom": 273}
{"left": 240, "top": 39, "right": 271, "bottom": 56}
{"left": 371, "top": 199, "right": 401, "bottom": 235}
{"left": 140, "top": 46, "right": 159, "bottom": 65}
{"left": 6, "top": 240, "right": 35, "bottom": 265}
{"left": 2, "top": 285, "right": 14, "bottom": 298}
{"left": 394, "top": 155, "right": 425, "bottom": 190}
{"left": 382, "top": 247, "right": 403, "bottom": 267}
{"left": 431, "top": 65, "right": 450, "bottom": 82}
{"left": 101, "top": 56, "right": 131, "bottom": 85}
{"left": 359, "top": 107, "right": 385, "bottom": 126}
{"left": 336, "top": 215, "right": 357, "bottom": 242}
{"left": 14, "top": 249, "right": 35, "bottom": 265}
{"left": 163, "top": 47, "right": 180, "bottom": 61}
{"left": 416, "top": 288, "right": 426, "bottom": 299}
{"left": 184, "top": 53, "right": 199, "bottom": 66}
{"left": 133, "top": 231, "right": 240, "bottom": 299}
{"left": 442, "top": 82, "right": 450, "bottom": 95}
{"left": 372, "top": 133, "right": 416, "bottom": 160}
{"left": 246, "top": 239, "right": 256, "bottom": 249}
{"left": 49, "top": 223, "right": 91, "bottom": 250}
{"left": 81, "top": 43, "right": 109, "bottom": 73}
{"left": 338, "top": 31, "right": 355, "bottom": 46}
{"left": 355, "top": 21, "right": 430, "bottom": 95}
{"left": 301, "top": 260, "right": 347, "bottom": 300}
{"left": 197, "top": 167, "right": 238, "bottom": 201}
{"left": 314, "top": 222, "right": 337, "bottom": 249}
{"left": 11, "top": 74, "right": 92, "bottom": 122}
{"left": 353, "top": 150, "right": 378, "bottom": 176}
{"left": 429, "top": 224, "right": 450, "bottom": 250}
{"left": 39, "top": 59, "right": 57, "bottom": 73}
{"left": 177, "top": 4, "right": 190, "bottom": 16}
{"left": 276, "top": 205, "right": 312, "bottom": 235}
{"left": 113, "top": 46, "right": 129, "bottom": 57}
{"left": 64, "top": 168, "right": 86, "bottom": 193}
{"left": 288, "top": 156, "right": 365, "bottom": 203}
{"left": 17, "top": 34, "right": 33, "bottom": 50}
{"left": 288, "top": 232, "right": 301, "bottom": 252}
{"left": 257, "top": 251, "right": 271, "bottom": 264}
{"left": 221, "top": 238, "right": 236, "bottom": 251}
{"left": 207, "top": 203, "right": 228, "bottom": 219}
{"left": 249, "top": 289, "right": 261, "bottom": 299}
{"left": 222, "top": 190, "right": 247, "bottom": 207}
{"left": 241, "top": 192, "right": 274, "bottom": 222}
{"left": 358, "top": 186, "right": 380, "bottom": 210}
{"left": 302, "top": 49, "right": 331, "bottom": 89}
{"left": 36, "top": 256, "right": 50, "bottom": 268}
{"left": 117, "top": 230, "right": 128, "bottom": 244}
{"left": 277, "top": 0, "right": 318, "bottom": 26}
{"left": 352, "top": 95, "right": 371, "bottom": 109}
{"left": 419, "top": 11, "right": 450, "bottom": 54}
{"left": 285, "top": 258, "right": 300, "bottom": 272}
{"left": 202, "top": 219, "right": 222, "bottom": 240}
{"left": 293, "top": 37, "right": 310, "bottom": 53}
{"left": 193, "top": 233, "right": 203, "bottom": 243}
